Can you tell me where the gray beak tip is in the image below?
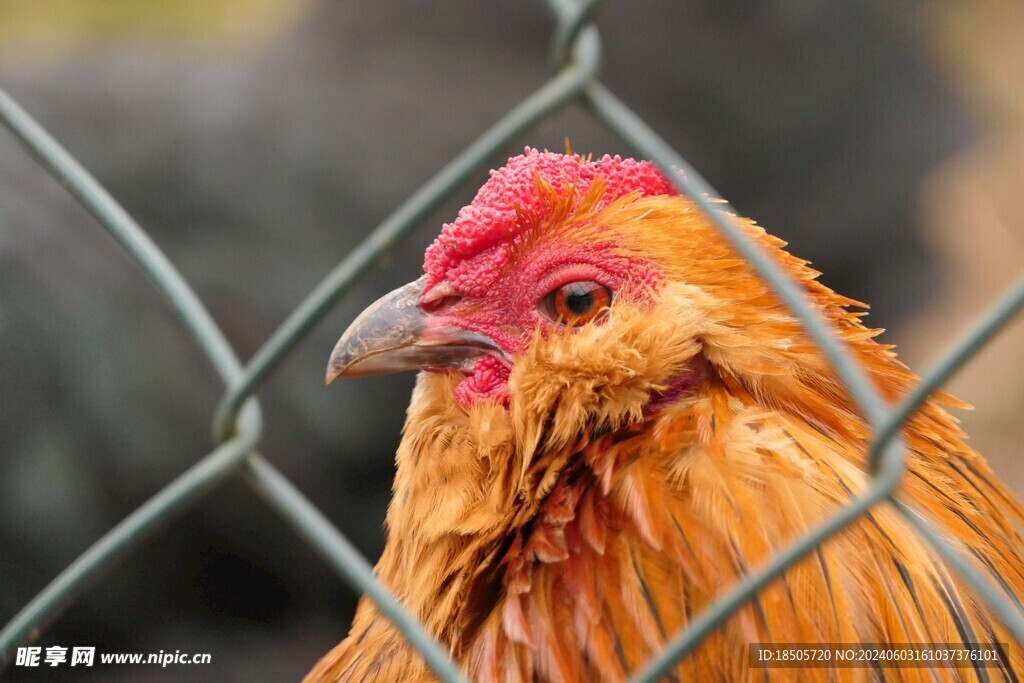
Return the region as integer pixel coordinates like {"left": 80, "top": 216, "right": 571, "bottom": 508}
{"left": 325, "top": 335, "right": 357, "bottom": 385}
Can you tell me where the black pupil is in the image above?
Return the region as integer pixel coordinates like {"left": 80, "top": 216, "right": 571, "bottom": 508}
{"left": 563, "top": 283, "right": 595, "bottom": 315}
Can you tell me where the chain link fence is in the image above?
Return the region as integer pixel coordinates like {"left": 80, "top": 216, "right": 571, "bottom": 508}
{"left": 2, "top": 0, "right": 1023, "bottom": 680}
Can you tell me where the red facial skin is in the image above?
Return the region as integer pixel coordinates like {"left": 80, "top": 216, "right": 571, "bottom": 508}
{"left": 419, "top": 149, "right": 677, "bottom": 407}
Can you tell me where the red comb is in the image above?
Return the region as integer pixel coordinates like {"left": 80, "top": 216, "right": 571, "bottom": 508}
{"left": 423, "top": 148, "right": 677, "bottom": 291}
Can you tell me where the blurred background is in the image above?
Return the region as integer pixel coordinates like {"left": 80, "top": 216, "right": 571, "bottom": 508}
{"left": 0, "top": 0, "right": 1021, "bottom": 680}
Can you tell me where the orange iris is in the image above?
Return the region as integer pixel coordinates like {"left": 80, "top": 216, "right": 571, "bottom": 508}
{"left": 545, "top": 281, "right": 613, "bottom": 326}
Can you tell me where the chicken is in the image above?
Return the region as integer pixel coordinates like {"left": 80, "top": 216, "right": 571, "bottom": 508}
{"left": 308, "top": 149, "right": 1024, "bottom": 681}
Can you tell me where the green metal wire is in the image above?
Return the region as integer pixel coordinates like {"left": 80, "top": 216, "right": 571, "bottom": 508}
{"left": 877, "top": 276, "right": 1024, "bottom": 463}
{"left": 549, "top": 0, "right": 603, "bottom": 69}
{"left": 3, "top": 0, "right": 1024, "bottom": 679}
{"left": 895, "top": 498, "right": 1024, "bottom": 635}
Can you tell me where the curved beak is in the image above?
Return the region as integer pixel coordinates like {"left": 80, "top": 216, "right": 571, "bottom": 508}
{"left": 326, "top": 276, "right": 501, "bottom": 384}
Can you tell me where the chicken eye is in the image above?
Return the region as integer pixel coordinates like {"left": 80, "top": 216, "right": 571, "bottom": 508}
{"left": 542, "top": 281, "right": 613, "bottom": 326}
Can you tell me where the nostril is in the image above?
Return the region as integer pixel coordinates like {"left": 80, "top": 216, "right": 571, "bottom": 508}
{"left": 421, "top": 295, "right": 462, "bottom": 314}
{"left": 419, "top": 280, "right": 462, "bottom": 313}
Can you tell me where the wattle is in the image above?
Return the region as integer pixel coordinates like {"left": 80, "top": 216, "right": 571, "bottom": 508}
{"left": 454, "top": 356, "right": 511, "bottom": 407}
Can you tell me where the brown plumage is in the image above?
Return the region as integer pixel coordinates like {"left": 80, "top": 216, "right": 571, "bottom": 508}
{"left": 309, "top": 150, "right": 1024, "bottom": 681}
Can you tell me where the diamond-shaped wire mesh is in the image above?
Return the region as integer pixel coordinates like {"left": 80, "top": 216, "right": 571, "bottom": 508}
{"left": 2, "top": 1, "right": 1023, "bottom": 681}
